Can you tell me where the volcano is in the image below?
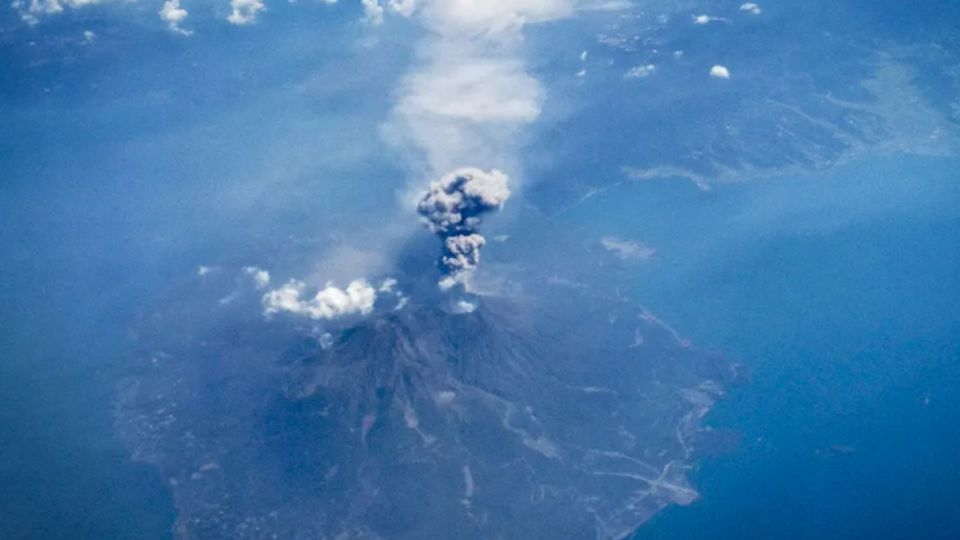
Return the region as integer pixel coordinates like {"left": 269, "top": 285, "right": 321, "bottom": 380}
{"left": 116, "top": 274, "right": 736, "bottom": 540}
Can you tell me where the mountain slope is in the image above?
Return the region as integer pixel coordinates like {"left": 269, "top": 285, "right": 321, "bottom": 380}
{"left": 116, "top": 282, "right": 736, "bottom": 539}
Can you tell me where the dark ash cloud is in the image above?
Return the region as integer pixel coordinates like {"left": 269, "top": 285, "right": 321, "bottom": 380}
{"left": 416, "top": 167, "right": 510, "bottom": 288}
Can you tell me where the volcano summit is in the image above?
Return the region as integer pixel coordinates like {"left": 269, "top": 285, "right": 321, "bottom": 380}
{"left": 114, "top": 168, "right": 738, "bottom": 539}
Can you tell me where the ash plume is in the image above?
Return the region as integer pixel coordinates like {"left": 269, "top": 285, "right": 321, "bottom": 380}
{"left": 416, "top": 167, "right": 510, "bottom": 287}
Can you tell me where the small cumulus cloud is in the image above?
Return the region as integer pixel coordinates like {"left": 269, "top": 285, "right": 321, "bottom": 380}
{"left": 692, "top": 14, "right": 726, "bottom": 25}
{"left": 710, "top": 65, "right": 731, "bottom": 79}
{"left": 160, "top": 0, "right": 191, "bottom": 35}
{"left": 434, "top": 390, "right": 456, "bottom": 405}
{"left": 387, "top": 0, "right": 416, "bottom": 17}
{"left": 218, "top": 292, "right": 240, "bottom": 305}
{"left": 579, "top": 0, "right": 630, "bottom": 12}
{"left": 577, "top": 49, "right": 588, "bottom": 77}
{"left": 317, "top": 332, "right": 335, "bottom": 350}
{"left": 361, "top": 0, "right": 384, "bottom": 24}
{"left": 739, "top": 3, "right": 762, "bottom": 15}
{"left": 227, "top": 0, "right": 264, "bottom": 25}
{"left": 376, "top": 277, "right": 409, "bottom": 309}
{"left": 13, "top": 0, "right": 105, "bottom": 25}
{"left": 378, "top": 277, "right": 398, "bottom": 293}
{"left": 451, "top": 299, "right": 477, "bottom": 314}
{"left": 361, "top": 0, "right": 415, "bottom": 23}
{"left": 601, "top": 236, "right": 656, "bottom": 261}
{"left": 624, "top": 64, "right": 656, "bottom": 79}
{"left": 197, "top": 265, "right": 220, "bottom": 276}
{"left": 83, "top": 30, "right": 96, "bottom": 42}
{"left": 243, "top": 266, "right": 271, "bottom": 289}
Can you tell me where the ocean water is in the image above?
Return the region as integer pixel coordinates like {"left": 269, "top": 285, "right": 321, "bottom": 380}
{"left": 583, "top": 154, "right": 960, "bottom": 539}
{"left": 0, "top": 171, "right": 187, "bottom": 537}
{"left": 0, "top": 289, "right": 176, "bottom": 538}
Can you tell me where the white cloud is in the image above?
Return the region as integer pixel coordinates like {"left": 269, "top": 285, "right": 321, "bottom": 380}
{"left": 692, "top": 14, "right": 726, "bottom": 25}
{"left": 378, "top": 277, "right": 398, "bottom": 292}
{"left": 400, "top": 60, "right": 542, "bottom": 125}
{"left": 361, "top": 0, "right": 384, "bottom": 24}
{"left": 393, "top": 56, "right": 543, "bottom": 173}
{"left": 387, "top": 0, "right": 416, "bottom": 17}
{"left": 386, "top": 0, "right": 576, "bottom": 176}
{"left": 83, "top": 30, "right": 96, "bottom": 42}
{"left": 197, "top": 265, "right": 220, "bottom": 276}
{"left": 451, "top": 299, "right": 477, "bottom": 313}
{"left": 438, "top": 274, "right": 460, "bottom": 291}
{"left": 13, "top": 0, "right": 104, "bottom": 24}
{"left": 227, "top": 0, "right": 264, "bottom": 25}
{"left": 243, "top": 266, "right": 271, "bottom": 289}
{"left": 317, "top": 332, "right": 335, "bottom": 349}
{"left": 262, "top": 279, "right": 378, "bottom": 320}
{"left": 739, "top": 3, "right": 762, "bottom": 15}
{"left": 374, "top": 276, "right": 408, "bottom": 308}
{"left": 434, "top": 390, "right": 456, "bottom": 405}
{"left": 624, "top": 64, "right": 656, "bottom": 78}
{"left": 580, "top": 0, "right": 630, "bottom": 12}
{"left": 361, "top": 0, "right": 415, "bottom": 24}
{"left": 420, "top": 0, "right": 572, "bottom": 34}
{"left": 710, "top": 65, "right": 731, "bottom": 79}
{"left": 160, "top": 0, "right": 191, "bottom": 35}
{"left": 600, "top": 236, "right": 656, "bottom": 261}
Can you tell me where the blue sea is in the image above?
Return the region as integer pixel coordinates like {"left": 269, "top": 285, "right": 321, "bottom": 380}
{"left": 609, "top": 154, "right": 960, "bottom": 539}
{"left": 0, "top": 235, "right": 176, "bottom": 537}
